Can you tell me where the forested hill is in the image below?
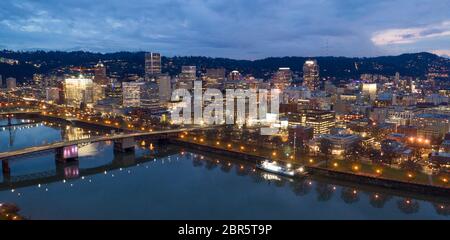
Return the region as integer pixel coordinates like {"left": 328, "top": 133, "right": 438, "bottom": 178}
{"left": 1, "top": 50, "right": 449, "bottom": 83}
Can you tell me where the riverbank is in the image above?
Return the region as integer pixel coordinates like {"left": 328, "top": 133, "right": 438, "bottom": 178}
{"left": 171, "top": 139, "right": 450, "bottom": 199}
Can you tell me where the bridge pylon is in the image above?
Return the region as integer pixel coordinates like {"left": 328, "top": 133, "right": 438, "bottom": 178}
{"left": 113, "top": 137, "right": 135, "bottom": 153}
{"left": 2, "top": 159, "right": 10, "bottom": 174}
{"left": 55, "top": 145, "right": 79, "bottom": 163}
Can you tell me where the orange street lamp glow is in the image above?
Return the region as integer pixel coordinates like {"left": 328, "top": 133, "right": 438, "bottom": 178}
{"left": 407, "top": 173, "right": 414, "bottom": 178}
{"left": 240, "top": 146, "right": 245, "bottom": 150}
{"left": 309, "top": 159, "right": 314, "bottom": 163}
{"left": 272, "top": 151, "right": 277, "bottom": 156}
{"left": 442, "top": 178, "right": 448, "bottom": 183}
{"left": 333, "top": 162, "right": 338, "bottom": 167}
{"left": 353, "top": 165, "right": 359, "bottom": 171}
{"left": 227, "top": 144, "right": 232, "bottom": 148}
{"left": 216, "top": 141, "right": 220, "bottom": 145}
{"left": 376, "top": 169, "right": 382, "bottom": 174}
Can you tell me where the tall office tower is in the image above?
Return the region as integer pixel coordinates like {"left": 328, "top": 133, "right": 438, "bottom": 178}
{"left": 145, "top": 52, "right": 162, "bottom": 81}
{"left": 228, "top": 70, "right": 241, "bottom": 81}
{"left": 272, "top": 67, "right": 293, "bottom": 90}
{"left": 106, "top": 79, "right": 123, "bottom": 99}
{"left": 205, "top": 68, "right": 226, "bottom": 87}
{"left": 303, "top": 60, "right": 320, "bottom": 91}
{"left": 178, "top": 66, "right": 196, "bottom": 89}
{"left": 157, "top": 74, "right": 171, "bottom": 104}
{"left": 122, "top": 81, "right": 159, "bottom": 109}
{"left": 94, "top": 61, "right": 109, "bottom": 85}
{"left": 140, "top": 82, "right": 160, "bottom": 109}
{"left": 362, "top": 83, "right": 377, "bottom": 101}
{"left": 122, "top": 82, "right": 143, "bottom": 107}
{"left": 0, "top": 74, "right": 2, "bottom": 88}
{"left": 301, "top": 109, "right": 335, "bottom": 136}
{"left": 64, "top": 76, "right": 94, "bottom": 107}
{"left": 6, "top": 77, "right": 16, "bottom": 90}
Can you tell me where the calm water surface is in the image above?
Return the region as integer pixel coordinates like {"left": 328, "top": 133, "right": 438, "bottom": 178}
{"left": 0, "top": 117, "right": 448, "bottom": 219}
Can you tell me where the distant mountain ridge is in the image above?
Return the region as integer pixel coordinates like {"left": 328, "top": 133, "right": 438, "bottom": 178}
{"left": 0, "top": 50, "right": 449, "bottom": 83}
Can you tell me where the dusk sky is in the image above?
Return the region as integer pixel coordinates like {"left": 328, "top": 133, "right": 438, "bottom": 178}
{"left": 1, "top": 0, "right": 450, "bottom": 59}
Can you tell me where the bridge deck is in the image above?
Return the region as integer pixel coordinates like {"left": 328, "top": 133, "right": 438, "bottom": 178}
{"left": 0, "top": 128, "right": 195, "bottom": 160}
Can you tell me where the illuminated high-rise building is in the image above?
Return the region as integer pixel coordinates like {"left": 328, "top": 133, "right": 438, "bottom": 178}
{"left": 362, "top": 83, "right": 377, "bottom": 101}
{"left": 122, "top": 82, "right": 142, "bottom": 107}
{"left": 64, "top": 76, "right": 94, "bottom": 107}
{"left": 0, "top": 74, "right": 2, "bottom": 88}
{"left": 303, "top": 60, "right": 320, "bottom": 91}
{"left": 292, "top": 109, "right": 335, "bottom": 136}
{"left": 140, "top": 82, "right": 160, "bottom": 109}
{"left": 272, "top": 67, "right": 292, "bottom": 90}
{"left": 145, "top": 52, "right": 162, "bottom": 81}
{"left": 178, "top": 66, "right": 196, "bottom": 89}
{"left": 205, "top": 68, "right": 225, "bottom": 87}
{"left": 94, "top": 61, "right": 109, "bottom": 85}
{"left": 122, "top": 81, "right": 159, "bottom": 109}
{"left": 106, "top": 79, "right": 122, "bottom": 100}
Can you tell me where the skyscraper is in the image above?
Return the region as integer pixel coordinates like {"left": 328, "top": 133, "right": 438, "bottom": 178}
{"left": 122, "top": 81, "right": 160, "bottom": 109}
{"left": 178, "top": 66, "right": 196, "bottom": 89}
{"left": 0, "top": 74, "right": 2, "bottom": 88}
{"left": 303, "top": 60, "right": 320, "bottom": 91}
{"left": 145, "top": 52, "right": 162, "bottom": 81}
{"left": 64, "top": 76, "right": 94, "bottom": 107}
{"left": 122, "top": 82, "right": 143, "bottom": 107}
{"left": 157, "top": 74, "right": 171, "bottom": 104}
{"left": 94, "top": 61, "right": 109, "bottom": 85}
{"left": 205, "top": 68, "right": 225, "bottom": 87}
{"left": 272, "top": 67, "right": 292, "bottom": 90}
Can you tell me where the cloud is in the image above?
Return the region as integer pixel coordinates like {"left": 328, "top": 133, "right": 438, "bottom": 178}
{"left": 0, "top": 0, "right": 450, "bottom": 58}
{"left": 431, "top": 49, "right": 450, "bottom": 58}
{"left": 372, "top": 21, "right": 450, "bottom": 45}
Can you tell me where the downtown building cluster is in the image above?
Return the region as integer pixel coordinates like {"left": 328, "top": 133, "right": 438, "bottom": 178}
{"left": 1, "top": 52, "right": 450, "bottom": 173}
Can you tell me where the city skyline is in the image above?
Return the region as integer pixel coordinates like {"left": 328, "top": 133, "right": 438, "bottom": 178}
{"left": 0, "top": 0, "right": 449, "bottom": 59}
{"left": 0, "top": 0, "right": 449, "bottom": 222}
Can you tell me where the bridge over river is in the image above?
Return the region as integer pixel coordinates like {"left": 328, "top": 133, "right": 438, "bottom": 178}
{"left": 0, "top": 128, "right": 200, "bottom": 161}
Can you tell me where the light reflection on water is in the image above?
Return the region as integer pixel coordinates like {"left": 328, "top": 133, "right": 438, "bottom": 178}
{"left": 0, "top": 117, "right": 448, "bottom": 219}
